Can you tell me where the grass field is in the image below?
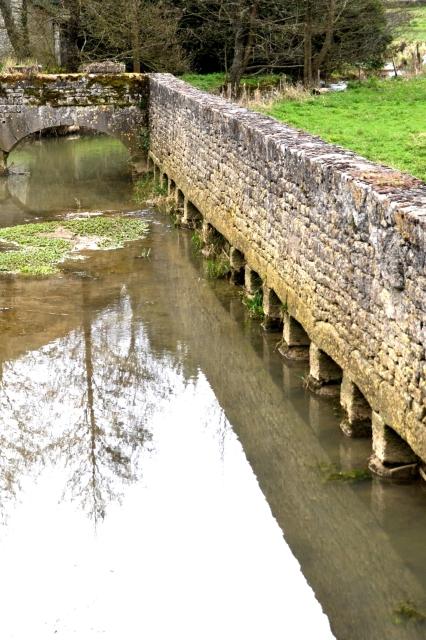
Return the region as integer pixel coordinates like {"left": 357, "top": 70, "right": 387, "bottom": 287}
{"left": 181, "top": 72, "right": 282, "bottom": 93}
{"left": 262, "top": 76, "right": 426, "bottom": 181}
{"left": 401, "top": 6, "right": 426, "bottom": 42}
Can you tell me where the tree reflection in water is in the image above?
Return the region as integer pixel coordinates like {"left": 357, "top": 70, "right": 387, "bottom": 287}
{"left": 0, "top": 284, "right": 180, "bottom": 525}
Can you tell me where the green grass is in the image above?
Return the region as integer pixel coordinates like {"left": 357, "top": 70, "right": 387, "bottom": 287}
{"left": 134, "top": 174, "right": 168, "bottom": 205}
{"left": 181, "top": 72, "right": 282, "bottom": 93}
{"left": 204, "top": 254, "right": 231, "bottom": 279}
{"left": 0, "top": 215, "right": 149, "bottom": 276}
{"left": 400, "top": 6, "right": 426, "bottom": 42}
{"left": 191, "top": 230, "right": 204, "bottom": 254}
{"left": 262, "top": 76, "right": 426, "bottom": 181}
{"left": 242, "top": 290, "right": 264, "bottom": 319}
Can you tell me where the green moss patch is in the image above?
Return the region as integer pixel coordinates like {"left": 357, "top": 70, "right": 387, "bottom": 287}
{"left": 0, "top": 215, "right": 149, "bottom": 276}
{"left": 318, "top": 462, "right": 371, "bottom": 483}
{"left": 393, "top": 601, "right": 426, "bottom": 626}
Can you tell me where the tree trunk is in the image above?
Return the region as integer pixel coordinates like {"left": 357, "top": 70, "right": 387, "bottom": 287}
{"left": 61, "top": 0, "right": 81, "bottom": 72}
{"left": 312, "top": 0, "right": 336, "bottom": 83}
{"left": 131, "top": 21, "right": 141, "bottom": 72}
{"left": 303, "top": 6, "right": 313, "bottom": 87}
{"left": 20, "top": 0, "right": 31, "bottom": 59}
{"left": 229, "top": 2, "right": 257, "bottom": 96}
{"left": 0, "top": 0, "right": 29, "bottom": 59}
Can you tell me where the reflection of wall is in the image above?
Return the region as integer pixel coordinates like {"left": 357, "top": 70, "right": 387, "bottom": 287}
{"left": 128, "top": 228, "right": 426, "bottom": 640}
{"left": 149, "top": 74, "right": 426, "bottom": 463}
{"left": 2, "top": 218, "right": 426, "bottom": 639}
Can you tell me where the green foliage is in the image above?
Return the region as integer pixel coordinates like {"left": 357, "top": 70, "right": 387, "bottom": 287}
{"left": 393, "top": 601, "right": 426, "bottom": 625}
{"left": 204, "top": 254, "right": 231, "bottom": 279}
{"left": 263, "top": 76, "right": 426, "bottom": 181}
{"left": 318, "top": 463, "right": 371, "bottom": 483}
{"left": 134, "top": 174, "right": 168, "bottom": 205}
{"left": 139, "top": 129, "right": 150, "bottom": 151}
{"left": 0, "top": 216, "right": 149, "bottom": 276}
{"left": 242, "top": 290, "right": 264, "bottom": 319}
{"left": 191, "top": 230, "right": 204, "bottom": 254}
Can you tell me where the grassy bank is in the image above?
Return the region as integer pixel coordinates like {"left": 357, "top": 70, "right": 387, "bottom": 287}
{"left": 181, "top": 72, "right": 282, "bottom": 93}
{"left": 0, "top": 215, "right": 149, "bottom": 276}
{"left": 402, "top": 6, "right": 426, "bottom": 42}
{"left": 262, "top": 76, "right": 426, "bottom": 181}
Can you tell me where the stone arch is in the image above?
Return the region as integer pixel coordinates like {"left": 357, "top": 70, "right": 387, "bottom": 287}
{"left": 0, "top": 105, "right": 146, "bottom": 168}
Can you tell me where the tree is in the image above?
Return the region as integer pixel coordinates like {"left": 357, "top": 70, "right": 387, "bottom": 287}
{"left": 81, "top": 0, "right": 188, "bottom": 73}
{"left": 0, "top": 0, "right": 31, "bottom": 59}
{"left": 178, "top": 0, "right": 392, "bottom": 90}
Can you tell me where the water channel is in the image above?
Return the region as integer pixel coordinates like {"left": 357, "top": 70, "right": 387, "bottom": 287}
{"left": 0, "top": 134, "right": 425, "bottom": 639}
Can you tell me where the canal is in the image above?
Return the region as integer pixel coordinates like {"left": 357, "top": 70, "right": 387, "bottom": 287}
{"left": 0, "top": 134, "right": 425, "bottom": 639}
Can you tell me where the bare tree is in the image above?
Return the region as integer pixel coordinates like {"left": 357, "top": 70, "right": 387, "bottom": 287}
{"left": 81, "top": 0, "right": 188, "bottom": 73}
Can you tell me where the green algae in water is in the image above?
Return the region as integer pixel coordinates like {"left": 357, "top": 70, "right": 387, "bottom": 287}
{"left": 0, "top": 216, "right": 149, "bottom": 276}
{"left": 318, "top": 462, "right": 371, "bottom": 483}
{"left": 393, "top": 601, "right": 426, "bottom": 626}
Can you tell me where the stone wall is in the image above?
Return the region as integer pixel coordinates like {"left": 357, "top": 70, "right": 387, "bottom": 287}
{"left": 0, "top": 73, "right": 149, "bottom": 156}
{"left": 148, "top": 73, "right": 426, "bottom": 463}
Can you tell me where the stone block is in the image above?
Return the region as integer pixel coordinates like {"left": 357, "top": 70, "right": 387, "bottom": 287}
{"left": 372, "top": 412, "right": 418, "bottom": 465}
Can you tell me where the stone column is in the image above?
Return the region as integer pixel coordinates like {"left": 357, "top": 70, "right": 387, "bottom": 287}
{"left": 0, "top": 151, "right": 9, "bottom": 176}
{"left": 167, "top": 176, "right": 175, "bottom": 197}
{"left": 244, "top": 266, "right": 262, "bottom": 297}
{"left": 229, "top": 247, "right": 245, "bottom": 285}
{"left": 279, "top": 311, "right": 310, "bottom": 360}
{"left": 369, "top": 412, "right": 419, "bottom": 480}
{"left": 340, "top": 373, "right": 372, "bottom": 437}
{"left": 262, "top": 286, "right": 283, "bottom": 332}
{"left": 182, "top": 197, "right": 201, "bottom": 228}
{"left": 307, "top": 343, "right": 342, "bottom": 396}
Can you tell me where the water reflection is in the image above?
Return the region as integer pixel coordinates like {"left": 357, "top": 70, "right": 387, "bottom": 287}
{"left": 1, "top": 135, "right": 426, "bottom": 639}
{"left": 2, "top": 135, "right": 134, "bottom": 226}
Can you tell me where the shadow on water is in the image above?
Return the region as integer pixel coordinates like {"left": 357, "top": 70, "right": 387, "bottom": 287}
{"left": 0, "top": 135, "right": 425, "bottom": 639}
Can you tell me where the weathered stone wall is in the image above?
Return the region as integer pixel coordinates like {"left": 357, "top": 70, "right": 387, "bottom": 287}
{"left": 0, "top": 74, "right": 149, "bottom": 156}
{"left": 148, "top": 73, "right": 426, "bottom": 462}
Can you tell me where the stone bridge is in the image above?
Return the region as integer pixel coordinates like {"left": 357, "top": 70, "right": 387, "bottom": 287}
{"left": 0, "top": 73, "right": 149, "bottom": 170}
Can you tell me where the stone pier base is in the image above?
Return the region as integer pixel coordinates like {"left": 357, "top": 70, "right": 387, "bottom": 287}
{"left": 0, "top": 151, "right": 9, "bottom": 176}
{"left": 340, "top": 374, "right": 372, "bottom": 438}
{"left": 279, "top": 312, "right": 310, "bottom": 360}
{"left": 182, "top": 198, "right": 201, "bottom": 229}
{"left": 244, "top": 266, "right": 262, "bottom": 298}
{"left": 261, "top": 286, "right": 282, "bottom": 332}
{"left": 307, "top": 343, "right": 342, "bottom": 397}
{"left": 369, "top": 412, "right": 419, "bottom": 481}
{"left": 229, "top": 247, "right": 245, "bottom": 285}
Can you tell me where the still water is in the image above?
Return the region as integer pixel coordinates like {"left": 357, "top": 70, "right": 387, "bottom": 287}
{"left": 0, "top": 135, "right": 425, "bottom": 640}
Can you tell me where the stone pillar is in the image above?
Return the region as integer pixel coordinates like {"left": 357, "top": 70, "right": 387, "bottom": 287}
{"left": 244, "top": 266, "right": 262, "bottom": 297}
{"left": 182, "top": 197, "right": 201, "bottom": 228}
{"left": 339, "top": 373, "right": 372, "bottom": 437}
{"left": 0, "top": 151, "right": 9, "bottom": 176}
{"left": 369, "top": 412, "right": 419, "bottom": 480}
{"left": 279, "top": 311, "right": 310, "bottom": 360}
{"left": 262, "top": 286, "right": 283, "bottom": 332}
{"left": 229, "top": 247, "right": 245, "bottom": 285}
{"left": 167, "top": 177, "right": 175, "bottom": 197}
{"left": 307, "top": 343, "right": 342, "bottom": 396}
{"left": 176, "top": 188, "right": 185, "bottom": 210}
